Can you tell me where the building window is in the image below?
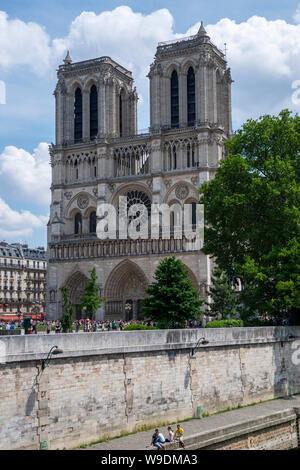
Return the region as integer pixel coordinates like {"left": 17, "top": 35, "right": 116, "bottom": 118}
{"left": 172, "top": 146, "right": 177, "bottom": 169}
{"left": 171, "top": 70, "right": 179, "bottom": 128}
{"left": 119, "top": 94, "right": 123, "bottom": 137}
{"left": 192, "top": 202, "right": 197, "bottom": 230}
{"left": 74, "top": 161, "right": 79, "bottom": 180}
{"left": 187, "top": 143, "right": 195, "bottom": 167}
{"left": 74, "top": 212, "right": 82, "bottom": 235}
{"left": 74, "top": 87, "right": 83, "bottom": 142}
{"left": 187, "top": 67, "right": 195, "bottom": 126}
{"left": 89, "top": 211, "right": 97, "bottom": 233}
{"left": 90, "top": 85, "right": 98, "bottom": 139}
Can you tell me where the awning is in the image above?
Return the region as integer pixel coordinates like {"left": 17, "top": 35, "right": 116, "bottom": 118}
{"left": 0, "top": 313, "right": 46, "bottom": 321}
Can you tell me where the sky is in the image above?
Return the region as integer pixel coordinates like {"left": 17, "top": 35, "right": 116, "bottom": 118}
{"left": 1, "top": 0, "right": 300, "bottom": 248}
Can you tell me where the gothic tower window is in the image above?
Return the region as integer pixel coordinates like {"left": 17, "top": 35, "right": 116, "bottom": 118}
{"left": 90, "top": 85, "right": 98, "bottom": 139}
{"left": 187, "top": 143, "right": 195, "bottom": 167}
{"left": 192, "top": 202, "right": 197, "bottom": 230}
{"left": 89, "top": 211, "right": 97, "bottom": 233}
{"left": 74, "top": 160, "right": 78, "bottom": 180}
{"left": 74, "top": 212, "right": 82, "bottom": 235}
{"left": 171, "top": 70, "right": 179, "bottom": 128}
{"left": 187, "top": 143, "right": 191, "bottom": 167}
{"left": 173, "top": 146, "right": 177, "bottom": 169}
{"left": 119, "top": 94, "right": 123, "bottom": 137}
{"left": 187, "top": 67, "right": 195, "bottom": 126}
{"left": 74, "top": 88, "right": 83, "bottom": 142}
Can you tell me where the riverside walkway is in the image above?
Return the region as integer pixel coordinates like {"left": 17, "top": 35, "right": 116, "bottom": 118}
{"left": 82, "top": 396, "right": 300, "bottom": 451}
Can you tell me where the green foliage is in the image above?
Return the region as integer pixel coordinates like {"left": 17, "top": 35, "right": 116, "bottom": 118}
{"left": 207, "top": 267, "right": 239, "bottom": 319}
{"left": 79, "top": 267, "right": 104, "bottom": 320}
{"left": 123, "top": 323, "right": 147, "bottom": 330}
{"left": 200, "top": 110, "right": 300, "bottom": 324}
{"left": 60, "top": 286, "right": 74, "bottom": 333}
{"left": 142, "top": 255, "right": 204, "bottom": 328}
{"left": 205, "top": 319, "right": 244, "bottom": 328}
{"left": 123, "top": 323, "right": 159, "bottom": 331}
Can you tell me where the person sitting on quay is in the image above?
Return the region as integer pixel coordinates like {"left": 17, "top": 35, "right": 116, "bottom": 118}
{"left": 174, "top": 424, "right": 186, "bottom": 449}
{"left": 149, "top": 428, "right": 166, "bottom": 450}
{"left": 165, "top": 426, "right": 175, "bottom": 443}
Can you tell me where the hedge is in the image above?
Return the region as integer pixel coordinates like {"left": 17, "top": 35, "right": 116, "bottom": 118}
{"left": 123, "top": 324, "right": 159, "bottom": 331}
{"left": 205, "top": 319, "right": 244, "bottom": 328}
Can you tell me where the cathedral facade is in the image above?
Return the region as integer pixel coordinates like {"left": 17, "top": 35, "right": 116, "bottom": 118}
{"left": 47, "top": 23, "right": 233, "bottom": 321}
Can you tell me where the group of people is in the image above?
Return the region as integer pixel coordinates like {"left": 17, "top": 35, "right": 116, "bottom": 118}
{"left": 149, "top": 424, "right": 186, "bottom": 450}
{"left": 0, "top": 321, "right": 18, "bottom": 330}
{"left": 0, "top": 317, "right": 212, "bottom": 333}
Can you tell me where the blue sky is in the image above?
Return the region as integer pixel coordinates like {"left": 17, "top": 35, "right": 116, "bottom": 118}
{"left": 1, "top": 0, "right": 300, "bottom": 247}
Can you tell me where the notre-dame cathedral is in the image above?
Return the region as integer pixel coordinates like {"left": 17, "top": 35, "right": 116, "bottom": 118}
{"left": 47, "top": 22, "right": 233, "bottom": 321}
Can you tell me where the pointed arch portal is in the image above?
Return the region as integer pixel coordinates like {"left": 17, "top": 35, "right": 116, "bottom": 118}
{"left": 65, "top": 271, "right": 89, "bottom": 320}
{"left": 104, "top": 260, "right": 148, "bottom": 320}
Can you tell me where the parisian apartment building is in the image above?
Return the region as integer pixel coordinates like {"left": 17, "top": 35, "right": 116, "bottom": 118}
{"left": 0, "top": 242, "right": 47, "bottom": 318}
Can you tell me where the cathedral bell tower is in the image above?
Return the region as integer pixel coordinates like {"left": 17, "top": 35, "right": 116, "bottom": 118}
{"left": 148, "top": 22, "right": 232, "bottom": 136}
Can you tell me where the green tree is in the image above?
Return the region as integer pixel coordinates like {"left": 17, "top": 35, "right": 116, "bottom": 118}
{"left": 200, "top": 110, "right": 300, "bottom": 324}
{"left": 79, "top": 267, "right": 104, "bottom": 320}
{"left": 60, "top": 286, "right": 74, "bottom": 333}
{"left": 207, "top": 267, "right": 239, "bottom": 319}
{"left": 142, "top": 256, "right": 204, "bottom": 328}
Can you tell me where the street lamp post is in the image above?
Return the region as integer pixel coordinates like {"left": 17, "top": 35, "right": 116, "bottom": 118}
{"left": 41, "top": 345, "right": 63, "bottom": 371}
{"left": 190, "top": 336, "right": 209, "bottom": 357}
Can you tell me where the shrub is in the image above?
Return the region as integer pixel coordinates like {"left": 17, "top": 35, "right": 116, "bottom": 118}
{"left": 123, "top": 324, "right": 159, "bottom": 331}
{"left": 205, "top": 319, "right": 244, "bottom": 328}
{"left": 123, "top": 324, "right": 147, "bottom": 331}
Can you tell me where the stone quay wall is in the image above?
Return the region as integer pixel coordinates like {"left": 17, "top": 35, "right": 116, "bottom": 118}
{"left": 0, "top": 326, "right": 300, "bottom": 450}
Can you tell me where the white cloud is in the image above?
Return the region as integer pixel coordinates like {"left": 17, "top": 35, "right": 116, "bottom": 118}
{"left": 0, "top": 143, "right": 51, "bottom": 206}
{"left": 0, "top": 11, "right": 51, "bottom": 75}
{"left": 52, "top": 7, "right": 175, "bottom": 73}
{"left": 0, "top": 197, "right": 47, "bottom": 239}
{"left": 294, "top": 3, "right": 300, "bottom": 23}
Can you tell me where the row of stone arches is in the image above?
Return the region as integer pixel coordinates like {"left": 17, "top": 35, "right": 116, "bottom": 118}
{"left": 63, "top": 259, "right": 199, "bottom": 320}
